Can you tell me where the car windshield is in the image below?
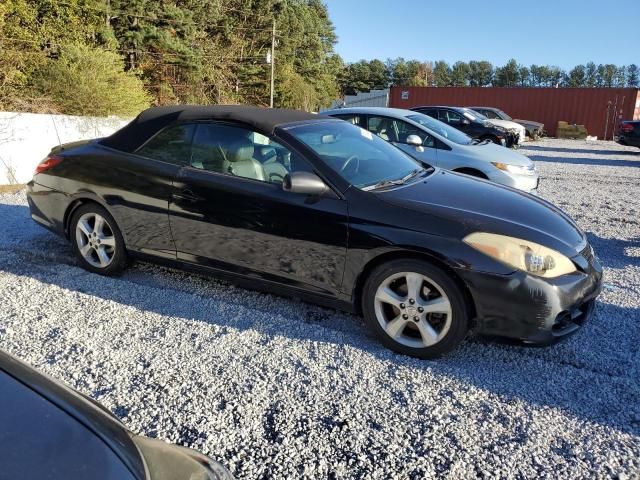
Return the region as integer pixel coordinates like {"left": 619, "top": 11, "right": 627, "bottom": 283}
{"left": 286, "top": 121, "right": 427, "bottom": 189}
{"left": 406, "top": 113, "right": 473, "bottom": 145}
{"left": 496, "top": 109, "right": 513, "bottom": 121}
{"left": 462, "top": 108, "right": 486, "bottom": 121}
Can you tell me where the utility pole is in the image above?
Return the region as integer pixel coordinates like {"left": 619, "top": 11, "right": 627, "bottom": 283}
{"left": 269, "top": 17, "right": 276, "bottom": 108}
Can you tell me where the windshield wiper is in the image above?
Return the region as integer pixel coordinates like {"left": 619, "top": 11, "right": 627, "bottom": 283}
{"left": 364, "top": 168, "right": 424, "bottom": 191}
{"left": 472, "top": 138, "right": 490, "bottom": 145}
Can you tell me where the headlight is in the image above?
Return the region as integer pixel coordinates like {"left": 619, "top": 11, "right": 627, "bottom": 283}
{"left": 463, "top": 232, "right": 576, "bottom": 278}
{"left": 491, "top": 162, "right": 535, "bottom": 175}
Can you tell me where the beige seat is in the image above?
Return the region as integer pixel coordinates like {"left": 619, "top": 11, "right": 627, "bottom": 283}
{"left": 223, "top": 138, "right": 266, "bottom": 181}
{"left": 376, "top": 119, "right": 397, "bottom": 142}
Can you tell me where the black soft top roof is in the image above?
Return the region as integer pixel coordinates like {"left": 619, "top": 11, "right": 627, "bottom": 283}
{"left": 101, "top": 105, "right": 329, "bottom": 152}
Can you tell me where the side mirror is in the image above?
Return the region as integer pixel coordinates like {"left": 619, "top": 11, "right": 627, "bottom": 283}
{"left": 283, "top": 172, "right": 328, "bottom": 196}
{"left": 462, "top": 119, "right": 471, "bottom": 125}
{"left": 406, "top": 134, "right": 423, "bottom": 147}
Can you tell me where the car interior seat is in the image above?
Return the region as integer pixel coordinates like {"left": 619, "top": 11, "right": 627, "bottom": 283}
{"left": 223, "top": 138, "right": 266, "bottom": 181}
{"left": 256, "top": 146, "right": 289, "bottom": 184}
{"left": 376, "top": 119, "right": 398, "bottom": 142}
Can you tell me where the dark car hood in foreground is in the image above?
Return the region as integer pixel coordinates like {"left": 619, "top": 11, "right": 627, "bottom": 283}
{"left": 376, "top": 170, "right": 585, "bottom": 257}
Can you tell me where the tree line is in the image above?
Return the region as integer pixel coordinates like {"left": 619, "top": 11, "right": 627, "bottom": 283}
{"left": 0, "top": 1, "right": 638, "bottom": 117}
{"left": 340, "top": 58, "right": 639, "bottom": 95}
{"left": 0, "top": 0, "right": 342, "bottom": 116}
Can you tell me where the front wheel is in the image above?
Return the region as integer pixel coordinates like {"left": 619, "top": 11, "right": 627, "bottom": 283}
{"left": 362, "top": 259, "right": 469, "bottom": 359}
{"left": 70, "top": 204, "right": 127, "bottom": 275}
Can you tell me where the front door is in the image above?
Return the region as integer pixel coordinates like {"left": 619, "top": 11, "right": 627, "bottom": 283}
{"left": 168, "top": 122, "right": 349, "bottom": 297}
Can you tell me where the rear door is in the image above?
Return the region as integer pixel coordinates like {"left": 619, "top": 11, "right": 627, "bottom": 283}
{"left": 168, "top": 122, "right": 349, "bottom": 297}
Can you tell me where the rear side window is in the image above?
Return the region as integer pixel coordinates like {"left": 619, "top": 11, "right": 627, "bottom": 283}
{"left": 136, "top": 124, "right": 195, "bottom": 165}
{"left": 0, "top": 370, "right": 136, "bottom": 480}
{"left": 418, "top": 109, "right": 438, "bottom": 119}
{"left": 332, "top": 114, "right": 361, "bottom": 126}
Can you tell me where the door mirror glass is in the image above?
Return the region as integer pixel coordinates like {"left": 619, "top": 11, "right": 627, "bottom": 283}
{"left": 283, "top": 172, "right": 328, "bottom": 196}
{"left": 406, "top": 134, "right": 422, "bottom": 147}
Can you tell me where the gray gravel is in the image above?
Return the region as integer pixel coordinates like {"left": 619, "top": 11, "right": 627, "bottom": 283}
{"left": 1, "top": 138, "right": 639, "bottom": 479}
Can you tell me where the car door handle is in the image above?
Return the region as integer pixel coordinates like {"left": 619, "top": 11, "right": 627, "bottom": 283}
{"left": 172, "top": 189, "right": 202, "bottom": 202}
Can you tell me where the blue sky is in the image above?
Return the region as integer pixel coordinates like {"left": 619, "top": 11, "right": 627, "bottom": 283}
{"left": 323, "top": 0, "right": 640, "bottom": 69}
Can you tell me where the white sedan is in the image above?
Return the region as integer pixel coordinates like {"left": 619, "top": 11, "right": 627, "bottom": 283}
{"left": 323, "top": 106, "right": 539, "bottom": 193}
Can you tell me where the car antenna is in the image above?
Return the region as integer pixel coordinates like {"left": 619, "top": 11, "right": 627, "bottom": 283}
{"left": 50, "top": 114, "right": 62, "bottom": 148}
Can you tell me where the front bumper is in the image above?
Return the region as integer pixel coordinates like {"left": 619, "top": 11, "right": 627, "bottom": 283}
{"left": 456, "top": 245, "right": 603, "bottom": 344}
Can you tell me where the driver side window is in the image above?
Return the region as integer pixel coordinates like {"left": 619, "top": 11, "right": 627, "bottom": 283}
{"left": 367, "top": 116, "right": 435, "bottom": 148}
{"left": 190, "top": 123, "right": 312, "bottom": 184}
{"left": 394, "top": 119, "right": 436, "bottom": 148}
{"left": 443, "top": 111, "right": 463, "bottom": 124}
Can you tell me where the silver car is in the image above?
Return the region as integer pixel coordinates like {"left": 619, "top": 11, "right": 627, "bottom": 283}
{"left": 323, "top": 107, "right": 539, "bottom": 193}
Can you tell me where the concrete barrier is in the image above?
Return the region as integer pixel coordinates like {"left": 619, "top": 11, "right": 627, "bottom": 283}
{"left": 0, "top": 112, "right": 130, "bottom": 184}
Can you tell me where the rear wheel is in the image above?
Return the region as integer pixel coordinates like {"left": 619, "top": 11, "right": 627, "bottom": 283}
{"left": 70, "top": 204, "right": 127, "bottom": 275}
{"left": 362, "top": 259, "right": 469, "bottom": 359}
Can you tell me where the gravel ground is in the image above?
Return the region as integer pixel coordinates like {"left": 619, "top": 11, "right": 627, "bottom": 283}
{"left": 1, "top": 138, "right": 639, "bottom": 479}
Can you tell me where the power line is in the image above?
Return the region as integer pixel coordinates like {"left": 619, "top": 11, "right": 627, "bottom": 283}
{"left": 0, "top": 37, "right": 270, "bottom": 61}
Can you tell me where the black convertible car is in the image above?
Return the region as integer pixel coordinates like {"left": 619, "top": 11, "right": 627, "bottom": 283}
{"left": 27, "top": 106, "right": 602, "bottom": 358}
{"left": 0, "top": 349, "right": 233, "bottom": 480}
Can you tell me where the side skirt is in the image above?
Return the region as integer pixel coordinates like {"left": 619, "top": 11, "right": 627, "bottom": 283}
{"left": 128, "top": 250, "right": 357, "bottom": 314}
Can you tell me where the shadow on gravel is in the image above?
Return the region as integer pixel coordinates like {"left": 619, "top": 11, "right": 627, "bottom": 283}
{"left": 2, "top": 203, "right": 639, "bottom": 436}
{"left": 525, "top": 145, "right": 640, "bottom": 157}
{"left": 586, "top": 233, "right": 640, "bottom": 270}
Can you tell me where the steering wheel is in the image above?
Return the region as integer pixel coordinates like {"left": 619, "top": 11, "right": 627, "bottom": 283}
{"left": 340, "top": 155, "right": 360, "bottom": 176}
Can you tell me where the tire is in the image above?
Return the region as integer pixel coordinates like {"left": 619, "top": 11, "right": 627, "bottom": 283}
{"left": 481, "top": 135, "right": 500, "bottom": 145}
{"left": 70, "top": 203, "right": 127, "bottom": 276}
{"left": 362, "top": 259, "right": 469, "bottom": 359}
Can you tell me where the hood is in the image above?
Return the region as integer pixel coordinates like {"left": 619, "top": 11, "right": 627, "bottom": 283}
{"left": 485, "top": 119, "right": 526, "bottom": 134}
{"left": 376, "top": 170, "right": 585, "bottom": 256}
{"left": 514, "top": 119, "right": 544, "bottom": 129}
{"left": 459, "top": 141, "right": 534, "bottom": 167}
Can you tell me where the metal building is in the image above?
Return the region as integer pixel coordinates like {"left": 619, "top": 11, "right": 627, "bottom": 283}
{"left": 324, "top": 89, "right": 390, "bottom": 111}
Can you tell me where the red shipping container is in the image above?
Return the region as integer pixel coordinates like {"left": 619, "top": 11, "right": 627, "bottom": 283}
{"left": 390, "top": 87, "right": 640, "bottom": 139}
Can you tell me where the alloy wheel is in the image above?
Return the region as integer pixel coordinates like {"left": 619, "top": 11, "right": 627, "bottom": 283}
{"left": 75, "top": 212, "right": 117, "bottom": 268}
{"left": 374, "top": 271, "right": 452, "bottom": 348}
